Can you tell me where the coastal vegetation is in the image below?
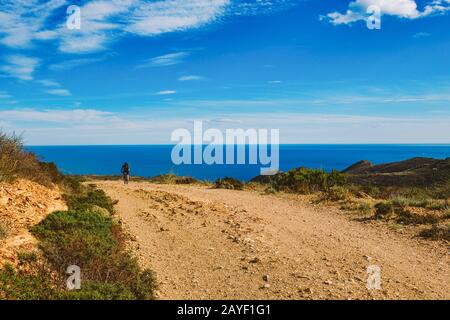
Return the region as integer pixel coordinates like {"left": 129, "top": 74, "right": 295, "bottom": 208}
{"left": 0, "top": 132, "right": 155, "bottom": 300}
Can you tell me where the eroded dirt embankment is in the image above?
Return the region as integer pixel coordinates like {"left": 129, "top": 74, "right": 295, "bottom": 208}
{"left": 0, "top": 179, "right": 67, "bottom": 266}
{"left": 97, "top": 181, "right": 450, "bottom": 300}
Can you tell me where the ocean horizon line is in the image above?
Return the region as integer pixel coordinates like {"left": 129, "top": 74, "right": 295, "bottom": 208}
{"left": 26, "top": 143, "right": 450, "bottom": 148}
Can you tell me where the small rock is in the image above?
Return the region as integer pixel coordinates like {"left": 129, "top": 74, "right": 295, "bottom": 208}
{"left": 324, "top": 280, "right": 333, "bottom": 285}
{"left": 299, "top": 287, "right": 313, "bottom": 295}
{"left": 262, "top": 275, "right": 270, "bottom": 282}
{"left": 249, "top": 257, "right": 260, "bottom": 264}
{"left": 262, "top": 283, "right": 271, "bottom": 289}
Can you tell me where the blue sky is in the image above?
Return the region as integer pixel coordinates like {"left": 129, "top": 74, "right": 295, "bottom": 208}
{"left": 0, "top": 0, "right": 449, "bottom": 145}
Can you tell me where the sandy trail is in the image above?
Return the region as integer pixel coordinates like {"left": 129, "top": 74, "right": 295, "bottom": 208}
{"left": 97, "top": 181, "right": 449, "bottom": 300}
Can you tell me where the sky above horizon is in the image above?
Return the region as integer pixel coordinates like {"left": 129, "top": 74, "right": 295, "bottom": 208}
{"left": 0, "top": 0, "right": 450, "bottom": 145}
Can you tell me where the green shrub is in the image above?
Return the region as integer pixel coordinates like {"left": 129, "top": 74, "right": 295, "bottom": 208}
{"left": 61, "top": 175, "right": 86, "bottom": 195}
{"left": 215, "top": 177, "right": 244, "bottom": 190}
{"left": 357, "top": 202, "right": 373, "bottom": 215}
{"left": 374, "top": 202, "right": 395, "bottom": 219}
{"left": 17, "top": 251, "right": 38, "bottom": 265}
{"left": 425, "top": 200, "right": 449, "bottom": 211}
{"left": 175, "top": 176, "right": 198, "bottom": 184}
{"left": 0, "top": 263, "right": 154, "bottom": 300}
{"left": 59, "top": 281, "right": 136, "bottom": 300}
{"left": 149, "top": 173, "right": 198, "bottom": 185}
{"left": 66, "top": 189, "right": 116, "bottom": 214}
{"left": 388, "top": 196, "right": 448, "bottom": 210}
{"left": 31, "top": 210, "right": 117, "bottom": 271}
{"left": 320, "top": 186, "right": 350, "bottom": 202}
{"left": 268, "top": 168, "right": 347, "bottom": 194}
{"left": 264, "top": 186, "right": 277, "bottom": 194}
{"left": 0, "top": 264, "right": 55, "bottom": 300}
{"left": 30, "top": 209, "right": 155, "bottom": 300}
{"left": 395, "top": 210, "right": 440, "bottom": 225}
{"left": 419, "top": 224, "right": 450, "bottom": 241}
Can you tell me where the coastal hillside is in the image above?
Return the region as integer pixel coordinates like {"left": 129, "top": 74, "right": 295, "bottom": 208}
{"left": 0, "top": 132, "right": 156, "bottom": 300}
{"left": 343, "top": 157, "right": 450, "bottom": 187}
{"left": 0, "top": 132, "right": 67, "bottom": 266}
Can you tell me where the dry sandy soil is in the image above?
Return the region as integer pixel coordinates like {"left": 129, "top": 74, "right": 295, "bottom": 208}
{"left": 97, "top": 180, "right": 449, "bottom": 300}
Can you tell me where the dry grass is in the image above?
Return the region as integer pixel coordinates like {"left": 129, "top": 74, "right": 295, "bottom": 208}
{"left": 0, "top": 131, "right": 60, "bottom": 186}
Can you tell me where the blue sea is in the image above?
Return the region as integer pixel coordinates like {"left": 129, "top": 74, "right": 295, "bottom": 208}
{"left": 27, "top": 145, "right": 450, "bottom": 182}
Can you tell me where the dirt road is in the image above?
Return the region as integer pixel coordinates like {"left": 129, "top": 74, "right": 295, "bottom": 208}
{"left": 97, "top": 181, "right": 449, "bottom": 300}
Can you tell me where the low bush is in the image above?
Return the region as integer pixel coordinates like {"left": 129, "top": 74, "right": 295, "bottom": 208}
{"left": 395, "top": 209, "right": 440, "bottom": 225}
{"left": 340, "top": 201, "right": 373, "bottom": 214}
{"left": 1, "top": 179, "right": 156, "bottom": 300}
{"left": 215, "top": 177, "right": 244, "bottom": 190}
{"left": 268, "top": 168, "right": 347, "bottom": 194}
{"left": 65, "top": 189, "right": 116, "bottom": 215}
{"left": 17, "top": 251, "right": 38, "bottom": 265}
{"left": 0, "top": 131, "right": 58, "bottom": 186}
{"left": 419, "top": 224, "right": 450, "bottom": 241}
{"left": 30, "top": 208, "right": 155, "bottom": 300}
{"left": 149, "top": 173, "right": 198, "bottom": 185}
{"left": 61, "top": 175, "right": 86, "bottom": 195}
{"left": 0, "top": 263, "right": 59, "bottom": 300}
{"left": 319, "top": 186, "right": 350, "bottom": 202}
{"left": 374, "top": 202, "right": 396, "bottom": 219}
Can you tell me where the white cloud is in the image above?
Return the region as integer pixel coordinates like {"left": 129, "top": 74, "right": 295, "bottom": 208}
{"left": 324, "top": 0, "right": 450, "bottom": 25}
{"left": 178, "top": 75, "right": 204, "bottom": 81}
{"left": 57, "top": 0, "right": 230, "bottom": 53}
{"left": 0, "top": 0, "right": 67, "bottom": 48}
{"left": 0, "top": 0, "right": 297, "bottom": 55}
{"left": 268, "top": 80, "right": 282, "bottom": 84}
{"left": 46, "top": 89, "right": 72, "bottom": 97}
{"left": 48, "top": 56, "right": 107, "bottom": 72}
{"left": 126, "top": 0, "right": 229, "bottom": 35}
{"left": 413, "top": 32, "right": 432, "bottom": 38}
{"left": 2, "top": 108, "right": 449, "bottom": 145}
{"left": 0, "top": 108, "right": 115, "bottom": 123}
{"left": 1, "top": 55, "right": 40, "bottom": 81}
{"left": 0, "top": 91, "right": 13, "bottom": 99}
{"left": 36, "top": 79, "right": 61, "bottom": 87}
{"left": 137, "top": 52, "right": 190, "bottom": 68}
{"left": 155, "top": 90, "right": 177, "bottom": 95}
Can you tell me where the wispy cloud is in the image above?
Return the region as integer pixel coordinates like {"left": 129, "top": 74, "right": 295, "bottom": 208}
{"left": 137, "top": 52, "right": 190, "bottom": 68}
{"left": 323, "top": 0, "right": 450, "bottom": 25}
{"left": 0, "top": 91, "right": 13, "bottom": 99}
{"left": 2, "top": 108, "right": 449, "bottom": 145}
{"left": 0, "top": 0, "right": 298, "bottom": 55}
{"left": 178, "top": 75, "right": 204, "bottom": 81}
{"left": 413, "top": 32, "right": 432, "bottom": 38}
{"left": 46, "top": 89, "right": 72, "bottom": 97}
{"left": 1, "top": 55, "right": 40, "bottom": 81}
{"left": 126, "top": 0, "right": 230, "bottom": 36}
{"left": 0, "top": 108, "right": 114, "bottom": 123}
{"left": 48, "top": 56, "right": 106, "bottom": 72}
{"left": 155, "top": 90, "right": 177, "bottom": 95}
{"left": 55, "top": 0, "right": 230, "bottom": 54}
{"left": 0, "top": 0, "right": 67, "bottom": 48}
{"left": 36, "top": 79, "right": 61, "bottom": 87}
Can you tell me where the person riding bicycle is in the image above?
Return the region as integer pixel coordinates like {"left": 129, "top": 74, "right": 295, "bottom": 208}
{"left": 121, "top": 162, "right": 130, "bottom": 184}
